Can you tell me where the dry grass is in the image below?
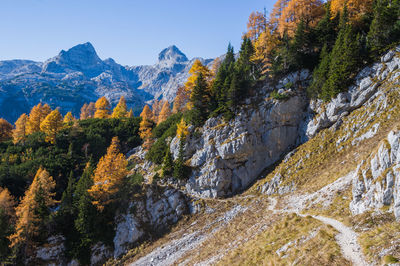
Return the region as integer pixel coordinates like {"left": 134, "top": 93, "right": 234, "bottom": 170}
{"left": 217, "top": 213, "right": 350, "bottom": 266}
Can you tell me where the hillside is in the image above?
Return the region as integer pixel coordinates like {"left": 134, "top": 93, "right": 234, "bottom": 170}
{"left": 0, "top": 0, "right": 399, "bottom": 265}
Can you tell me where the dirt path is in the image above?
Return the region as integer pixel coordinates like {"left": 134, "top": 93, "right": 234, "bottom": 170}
{"left": 268, "top": 196, "right": 369, "bottom": 266}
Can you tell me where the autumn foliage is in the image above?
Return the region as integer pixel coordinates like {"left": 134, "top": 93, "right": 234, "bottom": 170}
{"left": 40, "top": 109, "right": 64, "bottom": 144}
{"left": 27, "top": 103, "right": 51, "bottom": 135}
{"left": 94, "top": 97, "right": 111, "bottom": 119}
{"left": 80, "top": 102, "right": 96, "bottom": 119}
{"left": 9, "top": 168, "right": 55, "bottom": 248}
{"left": 88, "top": 137, "right": 127, "bottom": 211}
{"left": 112, "top": 96, "right": 128, "bottom": 118}
{"left": 0, "top": 118, "right": 12, "bottom": 142}
{"left": 13, "top": 114, "right": 29, "bottom": 144}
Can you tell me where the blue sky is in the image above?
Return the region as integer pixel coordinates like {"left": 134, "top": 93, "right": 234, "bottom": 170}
{"left": 0, "top": 0, "right": 274, "bottom": 66}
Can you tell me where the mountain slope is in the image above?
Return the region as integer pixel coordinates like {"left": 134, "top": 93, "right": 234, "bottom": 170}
{"left": 0, "top": 43, "right": 213, "bottom": 122}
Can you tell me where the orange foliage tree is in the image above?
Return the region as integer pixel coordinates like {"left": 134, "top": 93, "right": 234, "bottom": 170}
{"left": 27, "top": 103, "right": 52, "bottom": 134}
{"left": 63, "top": 112, "right": 75, "bottom": 124}
{"left": 172, "top": 86, "right": 190, "bottom": 114}
{"left": 13, "top": 114, "right": 28, "bottom": 144}
{"left": 246, "top": 11, "right": 267, "bottom": 41}
{"left": 80, "top": 102, "right": 96, "bottom": 119}
{"left": 111, "top": 96, "right": 128, "bottom": 118}
{"left": 0, "top": 118, "right": 12, "bottom": 142}
{"left": 94, "top": 97, "right": 111, "bottom": 119}
{"left": 40, "top": 109, "right": 63, "bottom": 144}
{"left": 157, "top": 101, "right": 171, "bottom": 124}
{"left": 9, "top": 168, "right": 56, "bottom": 249}
{"left": 139, "top": 105, "right": 154, "bottom": 148}
{"left": 88, "top": 137, "right": 127, "bottom": 211}
{"left": 330, "top": 0, "right": 373, "bottom": 21}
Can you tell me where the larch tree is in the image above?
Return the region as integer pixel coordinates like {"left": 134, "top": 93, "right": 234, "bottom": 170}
{"left": 94, "top": 97, "right": 111, "bottom": 119}
{"left": 40, "top": 109, "right": 63, "bottom": 144}
{"left": 330, "top": 0, "right": 374, "bottom": 21}
{"left": 13, "top": 114, "right": 28, "bottom": 144}
{"left": 184, "top": 60, "right": 211, "bottom": 96}
{"left": 151, "top": 99, "right": 163, "bottom": 123}
{"left": 278, "top": 0, "right": 324, "bottom": 37}
{"left": 63, "top": 112, "right": 75, "bottom": 124}
{"left": 176, "top": 118, "right": 189, "bottom": 140}
{"left": 0, "top": 187, "right": 15, "bottom": 259}
{"left": 80, "top": 102, "right": 96, "bottom": 119}
{"left": 172, "top": 86, "right": 189, "bottom": 114}
{"left": 127, "top": 109, "right": 134, "bottom": 118}
{"left": 27, "top": 103, "right": 52, "bottom": 134}
{"left": 246, "top": 11, "right": 267, "bottom": 41}
{"left": 111, "top": 96, "right": 128, "bottom": 118}
{"left": 88, "top": 137, "right": 128, "bottom": 211}
{"left": 0, "top": 118, "right": 12, "bottom": 142}
{"left": 139, "top": 105, "right": 154, "bottom": 149}
{"left": 157, "top": 101, "right": 171, "bottom": 124}
{"left": 9, "top": 168, "right": 55, "bottom": 249}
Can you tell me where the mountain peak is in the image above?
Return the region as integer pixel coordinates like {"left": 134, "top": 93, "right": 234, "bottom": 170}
{"left": 158, "top": 45, "right": 188, "bottom": 63}
{"left": 58, "top": 42, "right": 101, "bottom": 63}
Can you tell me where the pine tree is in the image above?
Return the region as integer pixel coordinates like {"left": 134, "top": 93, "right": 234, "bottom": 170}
{"left": 40, "top": 109, "right": 63, "bottom": 144}
{"left": 59, "top": 171, "right": 75, "bottom": 218}
{"left": 308, "top": 44, "right": 331, "bottom": 98}
{"left": 368, "top": 0, "right": 400, "bottom": 54}
{"left": 158, "top": 101, "right": 172, "bottom": 124}
{"left": 112, "top": 96, "right": 128, "bottom": 118}
{"left": 188, "top": 73, "right": 209, "bottom": 126}
{"left": 314, "top": 2, "right": 338, "bottom": 50}
{"left": 9, "top": 168, "right": 55, "bottom": 249}
{"left": 74, "top": 163, "right": 97, "bottom": 264}
{"left": 161, "top": 148, "right": 173, "bottom": 178}
{"left": 88, "top": 137, "right": 128, "bottom": 211}
{"left": 13, "top": 113, "right": 28, "bottom": 144}
{"left": 94, "top": 97, "right": 111, "bottom": 119}
{"left": 324, "top": 6, "right": 362, "bottom": 99}
{"left": 0, "top": 118, "right": 12, "bottom": 142}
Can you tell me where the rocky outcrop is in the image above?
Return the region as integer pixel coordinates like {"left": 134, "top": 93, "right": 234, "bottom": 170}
{"left": 350, "top": 130, "right": 400, "bottom": 220}
{"left": 113, "top": 185, "right": 188, "bottom": 258}
{"left": 306, "top": 47, "right": 400, "bottom": 139}
{"left": 170, "top": 89, "right": 307, "bottom": 198}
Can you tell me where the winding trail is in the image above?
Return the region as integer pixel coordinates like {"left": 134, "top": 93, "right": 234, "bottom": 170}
{"left": 268, "top": 197, "right": 369, "bottom": 266}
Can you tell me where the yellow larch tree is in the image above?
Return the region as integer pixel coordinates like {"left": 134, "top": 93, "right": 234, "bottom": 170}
{"left": 139, "top": 105, "right": 154, "bottom": 149}
{"left": 111, "top": 96, "right": 128, "bottom": 118}
{"left": 151, "top": 99, "right": 163, "bottom": 123}
{"left": 13, "top": 113, "right": 28, "bottom": 144}
{"left": 157, "top": 101, "right": 171, "bottom": 125}
{"left": 94, "top": 97, "right": 111, "bottom": 119}
{"left": 63, "top": 112, "right": 75, "bottom": 124}
{"left": 40, "top": 109, "right": 63, "bottom": 144}
{"left": 184, "top": 60, "right": 211, "bottom": 95}
{"left": 0, "top": 187, "right": 16, "bottom": 219}
{"left": 176, "top": 118, "right": 189, "bottom": 140}
{"left": 9, "top": 168, "right": 55, "bottom": 248}
{"left": 27, "top": 103, "right": 52, "bottom": 134}
{"left": 88, "top": 137, "right": 127, "bottom": 211}
{"left": 127, "top": 109, "right": 133, "bottom": 118}
{"left": 0, "top": 118, "right": 13, "bottom": 142}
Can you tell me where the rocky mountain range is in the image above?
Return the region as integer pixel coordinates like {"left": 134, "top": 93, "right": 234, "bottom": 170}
{"left": 0, "top": 42, "right": 213, "bottom": 122}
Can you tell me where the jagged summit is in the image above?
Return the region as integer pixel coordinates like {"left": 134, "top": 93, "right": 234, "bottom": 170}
{"left": 42, "top": 42, "right": 103, "bottom": 75}
{"left": 158, "top": 45, "right": 188, "bottom": 63}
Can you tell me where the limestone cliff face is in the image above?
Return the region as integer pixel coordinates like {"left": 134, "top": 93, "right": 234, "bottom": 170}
{"left": 169, "top": 85, "right": 308, "bottom": 198}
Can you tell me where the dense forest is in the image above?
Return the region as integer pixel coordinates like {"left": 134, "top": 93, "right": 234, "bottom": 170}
{"left": 0, "top": 0, "right": 399, "bottom": 264}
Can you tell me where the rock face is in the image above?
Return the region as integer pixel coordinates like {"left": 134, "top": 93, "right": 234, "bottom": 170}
{"left": 0, "top": 43, "right": 213, "bottom": 122}
{"left": 350, "top": 130, "right": 400, "bottom": 220}
{"left": 34, "top": 235, "right": 66, "bottom": 264}
{"left": 305, "top": 48, "right": 400, "bottom": 139}
{"left": 170, "top": 90, "right": 307, "bottom": 198}
{"left": 113, "top": 185, "right": 188, "bottom": 258}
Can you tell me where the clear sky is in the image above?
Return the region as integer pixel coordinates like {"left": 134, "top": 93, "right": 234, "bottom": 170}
{"left": 0, "top": 0, "right": 274, "bottom": 66}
